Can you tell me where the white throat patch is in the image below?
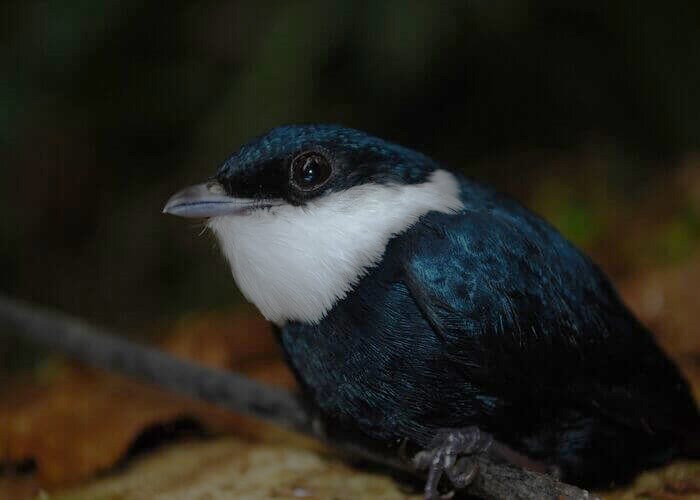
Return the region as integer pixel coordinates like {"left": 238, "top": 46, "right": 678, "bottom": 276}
{"left": 208, "top": 169, "right": 463, "bottom": 325}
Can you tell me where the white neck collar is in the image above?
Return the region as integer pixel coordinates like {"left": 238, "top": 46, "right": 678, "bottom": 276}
{"left": 208, "top": 169, "right": 463, "bottom": 325}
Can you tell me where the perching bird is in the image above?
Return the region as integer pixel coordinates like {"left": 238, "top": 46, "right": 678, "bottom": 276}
{"left": 164, "top": 124, "right": 699, "bottom": 498}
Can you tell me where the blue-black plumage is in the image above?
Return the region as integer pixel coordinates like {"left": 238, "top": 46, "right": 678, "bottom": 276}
{"left": 164, "top": 124, "right": 699, "bottom": 495}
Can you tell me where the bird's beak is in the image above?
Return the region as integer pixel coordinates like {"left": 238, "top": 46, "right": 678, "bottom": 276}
{"left": 163, "top": 182, "right": 260, "bottom": 218}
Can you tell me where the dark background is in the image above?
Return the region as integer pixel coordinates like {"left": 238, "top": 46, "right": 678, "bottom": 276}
{"left": 2, "top": 2, "right": 699, "bottom": 358}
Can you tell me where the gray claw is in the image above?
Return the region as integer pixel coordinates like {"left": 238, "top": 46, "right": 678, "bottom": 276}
{"left": 446, "top": 457, "right": 479, "bottom": 488}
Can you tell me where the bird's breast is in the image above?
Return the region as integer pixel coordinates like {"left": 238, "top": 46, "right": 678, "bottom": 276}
{"left": 278, "top": 266, "right": 448, "bottom": 444}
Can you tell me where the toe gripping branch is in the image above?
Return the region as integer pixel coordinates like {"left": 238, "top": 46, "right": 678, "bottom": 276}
{"left": 413, "top": 427, "right": 561, "bottom": 500}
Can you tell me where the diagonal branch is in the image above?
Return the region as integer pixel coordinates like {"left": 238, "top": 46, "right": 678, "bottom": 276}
{"left": 0, "top": 294, "right": 595, "bottom": 499}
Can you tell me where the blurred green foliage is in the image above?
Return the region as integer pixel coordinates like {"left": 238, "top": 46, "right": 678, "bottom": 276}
{"left": 658, "top": 204, "right": 700, "bottom": 263}
{"left": 1, "top": 0, "right": 700, "bottom": 359}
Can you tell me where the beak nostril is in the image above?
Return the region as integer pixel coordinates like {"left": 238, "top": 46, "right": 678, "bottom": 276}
{"left": 207, "top": 181, "right": 226, "bottom": 195}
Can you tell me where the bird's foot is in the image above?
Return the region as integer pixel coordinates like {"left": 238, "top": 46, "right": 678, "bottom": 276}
{"left": 413, "top": 426, "right": 555, "bottom": 500}
{"left": 412, "top": 427, "right": 491, "bottom": 499}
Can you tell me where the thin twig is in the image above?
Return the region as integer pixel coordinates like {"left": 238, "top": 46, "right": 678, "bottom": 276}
{"left": 0, "top": 294, "right": 595, "bottom": 499}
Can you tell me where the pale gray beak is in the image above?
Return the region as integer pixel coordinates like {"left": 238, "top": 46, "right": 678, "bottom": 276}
{"left": 163, "top": 182, "right": 262, "bottom": 218}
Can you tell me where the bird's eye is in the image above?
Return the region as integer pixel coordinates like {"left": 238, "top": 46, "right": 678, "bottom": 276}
{"left": 290, "top": 152, "right": 332, "bottom": 191}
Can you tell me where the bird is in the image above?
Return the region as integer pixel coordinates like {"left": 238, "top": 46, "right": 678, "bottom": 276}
{"left": 163, "top": 124, "right": 699, "bottom": 498}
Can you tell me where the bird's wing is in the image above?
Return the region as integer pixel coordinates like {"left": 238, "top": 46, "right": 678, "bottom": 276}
{"left": 402, "top": 208, "right": 602, "bottom": 391}
{"left": 400, "top": 206, "right": 697, "bottom": 434}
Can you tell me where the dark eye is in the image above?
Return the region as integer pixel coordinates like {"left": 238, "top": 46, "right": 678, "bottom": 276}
{"left": 291, "top": 152, "right": 332, "bottom": 191}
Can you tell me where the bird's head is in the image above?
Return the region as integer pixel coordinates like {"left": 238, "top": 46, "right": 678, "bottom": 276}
{"left": 164, "top": 124, "right": 443, "bottom": 216}
{"left": 164, "top": 125, "right": 463, "bottom": 325}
